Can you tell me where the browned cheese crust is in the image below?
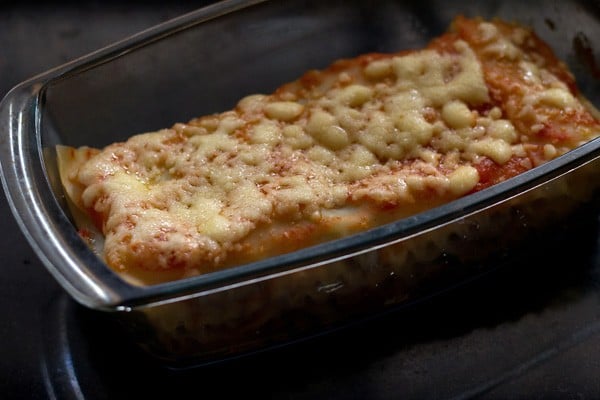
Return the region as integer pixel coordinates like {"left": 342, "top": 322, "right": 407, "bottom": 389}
{"left": 57, "top": 16, "right": 600, "bottom": 285}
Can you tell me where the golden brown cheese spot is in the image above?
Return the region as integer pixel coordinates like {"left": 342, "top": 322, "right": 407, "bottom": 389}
{"left": 264, "top": 101, "right": 304, "bottom": 121}
{"left": 442, "top": 101, "right": 474, "bottom": 129}
{"left": 59, "top": 17, "right": 600, "bottom": 284}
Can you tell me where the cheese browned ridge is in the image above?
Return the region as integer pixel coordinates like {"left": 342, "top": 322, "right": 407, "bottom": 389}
{"left": 58, "top": 16, "right": 600, "bottom": 285}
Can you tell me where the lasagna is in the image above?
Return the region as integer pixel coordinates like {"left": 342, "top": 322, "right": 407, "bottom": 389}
{"left": 57, "top": 16, "right": 600, "bottom": 285}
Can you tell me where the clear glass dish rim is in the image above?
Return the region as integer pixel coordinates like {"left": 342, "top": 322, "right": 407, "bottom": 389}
{"left": 1, "top": 0, "right": 600, "bottom": 311}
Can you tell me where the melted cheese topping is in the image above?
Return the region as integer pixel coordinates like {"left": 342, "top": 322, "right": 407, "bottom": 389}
{"left": 58, "top": 16, "right": 600, "bottom": 285}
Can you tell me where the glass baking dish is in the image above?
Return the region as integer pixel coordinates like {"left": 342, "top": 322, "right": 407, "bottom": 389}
{"left": 3, "top": 0, "right": 600, "bottom": 366}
